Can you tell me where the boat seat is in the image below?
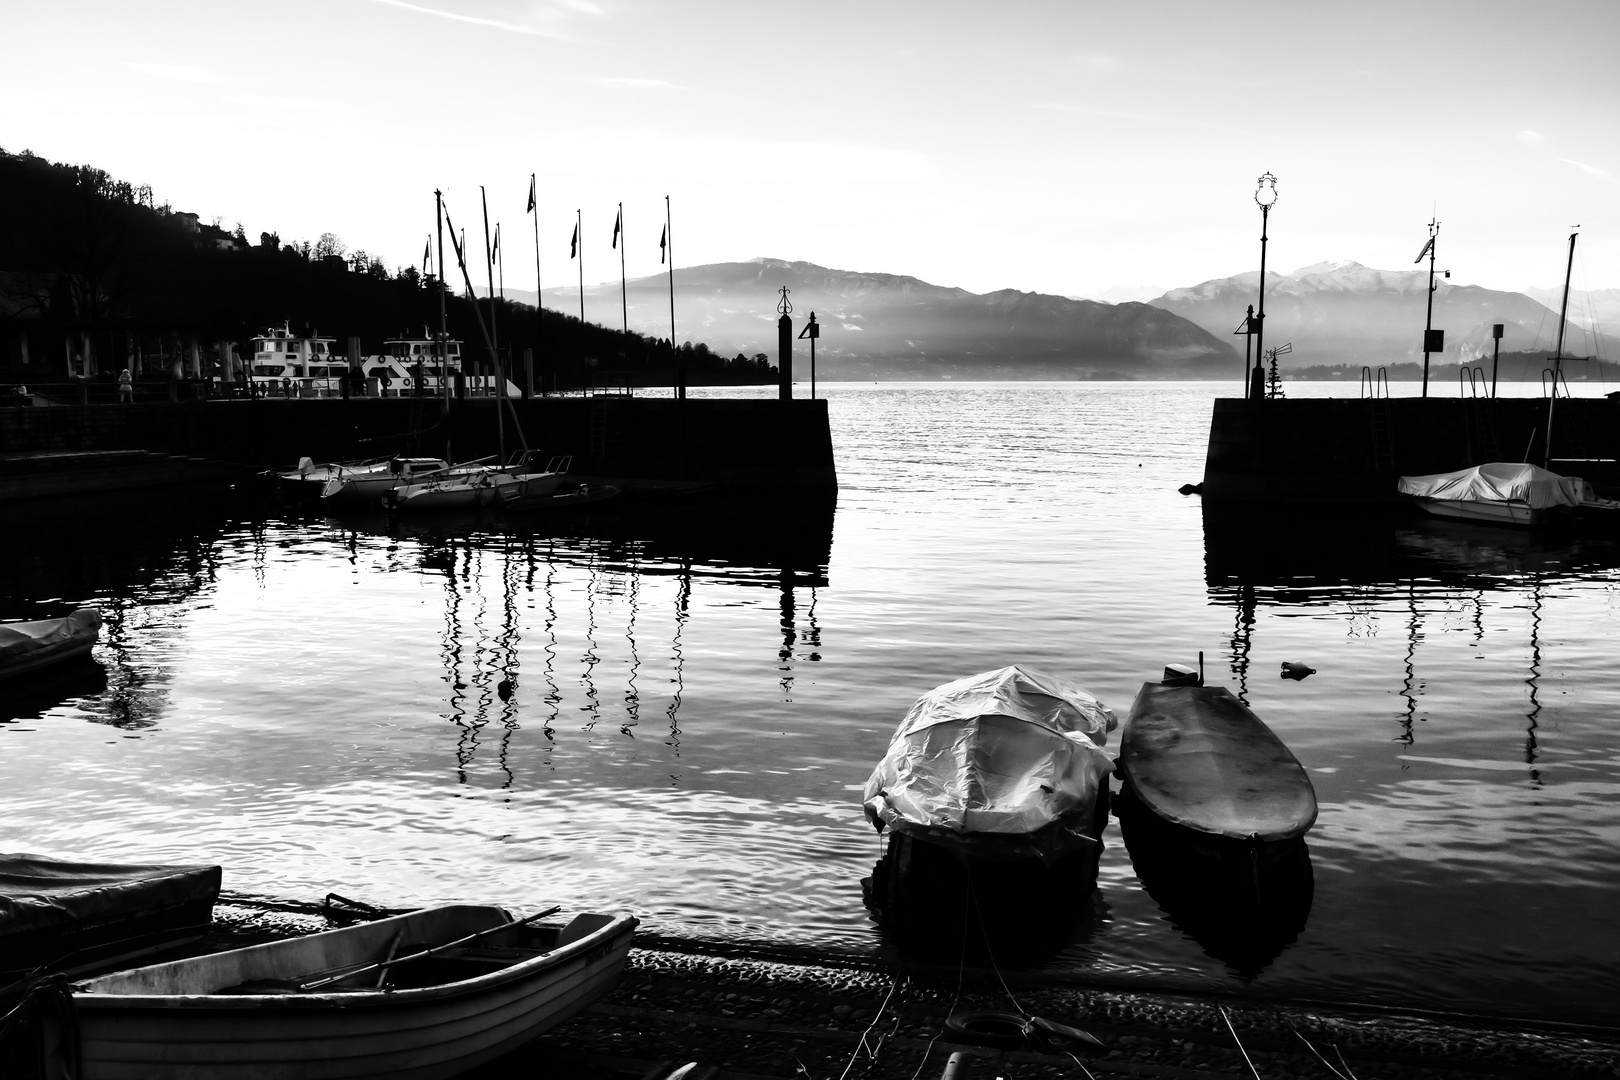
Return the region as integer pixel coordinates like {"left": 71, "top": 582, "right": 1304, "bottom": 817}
{"left": 556, "top": 913, "right": 614, "bottom": 947}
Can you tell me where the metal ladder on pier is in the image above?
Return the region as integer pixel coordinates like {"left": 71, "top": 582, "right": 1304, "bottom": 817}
{"left": 1362, "top": 366, "right": 1394, "bottom": 470}
{"left": 1461, "top": 367, "right": 1501, "bottom": 462}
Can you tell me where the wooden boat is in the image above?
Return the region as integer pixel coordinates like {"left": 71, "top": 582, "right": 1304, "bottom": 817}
{"left": 0, "top": 607, "right": 101, "bottom": 681}
{"left": 69, "top": 904, "right": 637, "bottom": 1080}
{"left": 1119, "top": 679, "right": 1316, "bottom": 843}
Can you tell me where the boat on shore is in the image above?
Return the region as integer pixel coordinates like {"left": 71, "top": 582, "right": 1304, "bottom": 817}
{"left": 0, "top": 607, "right": 101, "bottom": 680}
{"left": 1117, "top": 668, "right": 1317, "bottom": 846}
{"left": 0, "top": 853, "right": 220, "bottom": 982}
{"left": 65, "top": 904, "right": 637, "bottom": 1080}
{"left": 1397, "top": 462, "right": 1589, "bottom": 527}
{"left": 860, "top": 666, "right": 1115, "bottom": 957}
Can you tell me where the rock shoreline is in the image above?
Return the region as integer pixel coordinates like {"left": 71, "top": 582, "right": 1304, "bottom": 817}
{"left": 210, "top": 902, "right": 1620, "bottom": 1079}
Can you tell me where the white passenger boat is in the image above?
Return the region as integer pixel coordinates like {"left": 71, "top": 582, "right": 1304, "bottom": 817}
{"left": 248, "top": 325, "right": 344, "bottom": 397}
{"left": 1397, "top": 462, "right": 1589, "bottom": 526}
{"left": 67, "top": 904, "right": 637, "bottom": 1080}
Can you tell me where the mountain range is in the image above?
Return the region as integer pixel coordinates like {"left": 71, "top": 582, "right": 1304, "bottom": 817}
{"left": 1150, "top": 260, "right": 1620, "bottom": 370}
{"left": 533, "top": 259, "right": 1235, "bottom": 379}
{"left": 503, "top": 257, "right": 1616, "bottom": 380}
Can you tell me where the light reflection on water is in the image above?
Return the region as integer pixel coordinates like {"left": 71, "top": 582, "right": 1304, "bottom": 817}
{"left": 3, "top": 382, "right": 1619, "bottom": 1025}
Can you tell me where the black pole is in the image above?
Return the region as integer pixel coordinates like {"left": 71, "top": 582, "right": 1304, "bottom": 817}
{"left": 1545, "top": 231, "right": 1578, "bottom": 468}
{"left": 530, "top": 172, "right": 541, "bottom": 398}
{"left": 1255, "top": 204, "right": 1269, "bottom": 396}
{"left": 1422, "top": 221, "right": 1438, "bottom": 398}
{"left": 1244, "top": 304, "right": 1254, "bottom": 399}
{"left": 617, "top": 201, "right": 628, "bottom": 335}
{"left": 1491, "top": 323, "right": 1502, "bottom": 399}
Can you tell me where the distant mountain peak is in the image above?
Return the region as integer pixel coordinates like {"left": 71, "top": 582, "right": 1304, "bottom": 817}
{"left": 1291, "top": 259, "right": 1367, "bottom": 276}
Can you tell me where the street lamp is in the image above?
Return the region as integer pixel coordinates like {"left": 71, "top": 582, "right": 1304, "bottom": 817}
{"left": 1252, "top": 173, "right": 1278, "bottom": 400}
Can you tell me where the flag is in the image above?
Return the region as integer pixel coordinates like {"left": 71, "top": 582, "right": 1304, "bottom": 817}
{"left": 492, "top": 224, "right": 500, "bottom": 262}
{"left": 612, "top": 207, "right": 621, "bottom": 249}
{"left": 422, "top": 236, "right": 431, "bottom": 276}
{"left": 526, "top": 174, "right": 536, "bottom": 214}
{"left": 569, "top": 222, "right": 578, "bottom": 259}
{"left": 1414, "top": 235, "right": 1435, "bottom": 264}
{"left": 659, "top": 224, "right": 667, "bottom": 265}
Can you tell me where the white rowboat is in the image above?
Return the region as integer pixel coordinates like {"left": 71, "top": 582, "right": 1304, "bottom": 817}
{"left": 70, "top": 904, "right": 637, "bottom": 1080}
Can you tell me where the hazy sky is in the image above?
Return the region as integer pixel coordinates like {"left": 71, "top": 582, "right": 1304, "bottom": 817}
{"left": 6, "top": 0, "right": 1618, "bottom": 301}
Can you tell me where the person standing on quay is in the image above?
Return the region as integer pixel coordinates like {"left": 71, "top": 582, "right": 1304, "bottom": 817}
{"left": 118, "top": 368, "right": 133, "bottom": 403}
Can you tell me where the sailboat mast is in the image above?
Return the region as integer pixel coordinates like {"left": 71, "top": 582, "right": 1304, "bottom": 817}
{"left": 1544, "top": 230, "right": 1578, "bottom": 468}
{"left": 436, "top": 189, "right": 451, "bottom": 463}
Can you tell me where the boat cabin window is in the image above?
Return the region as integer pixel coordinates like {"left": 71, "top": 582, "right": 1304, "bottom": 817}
{"left": 252, "top": 365, "right": 287, "bottom": 377}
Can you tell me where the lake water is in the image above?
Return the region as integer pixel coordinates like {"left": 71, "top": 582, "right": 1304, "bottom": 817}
{"left": 4, "top": 381, "right": 1619, "bottom": 1026}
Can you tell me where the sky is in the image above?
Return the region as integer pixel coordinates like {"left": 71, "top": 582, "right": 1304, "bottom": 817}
{"left": 5, "top": 0, "right": 1619, "bottom": 303}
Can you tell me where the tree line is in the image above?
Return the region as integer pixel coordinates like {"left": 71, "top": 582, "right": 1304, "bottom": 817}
{"left": 0, "top": 147, "right": 773, "bottom": 387}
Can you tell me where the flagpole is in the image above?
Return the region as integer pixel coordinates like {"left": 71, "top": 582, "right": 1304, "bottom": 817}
{"left": 435, "top": 189, "right": 451, "bottom": 462}
{"left": 529, "top": 173, "right": 542, "bottom": 396}
{"left": 576, "top": 209, "right": 584, "bottom": 326}
{"left": 665, "top": 195, "right": 675, "bottom": 349}
{"left": 478, "top": 189, "right": 507, "bottom": 462}
{"left": 497, "top": 225, "right": 505, "bottom": 303}
{"left": 480, "top": 186, "right": 500, "bottom": 383}
{"left": 617, "top": 201, "right": 628, "bottom": 335}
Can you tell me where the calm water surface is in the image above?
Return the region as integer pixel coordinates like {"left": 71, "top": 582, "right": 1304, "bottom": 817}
{"left": 4, "top": 381, "right": 1619, "bottom": 1025}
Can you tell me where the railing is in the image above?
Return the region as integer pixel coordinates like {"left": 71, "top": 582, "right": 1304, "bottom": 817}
{"left": 1460, "top": 365, "right": 1487, "bottom": 398}
{"left": 1542, "top": 367, "right": 1571, "bottom": 399}
{"left": 1359, "top": 366, "right": 1389, "bottom": 399}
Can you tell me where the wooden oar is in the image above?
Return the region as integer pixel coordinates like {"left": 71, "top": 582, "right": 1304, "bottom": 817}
{"left": 299, "top": 907, "right": 561, "bottom": 992}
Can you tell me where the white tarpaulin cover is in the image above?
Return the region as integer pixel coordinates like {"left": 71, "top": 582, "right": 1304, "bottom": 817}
{"left": 1397, "top": 462, "right": 1590, "bottom": 509}
{"left": 862, "top": 666, "right": 1116, "bottom": 862}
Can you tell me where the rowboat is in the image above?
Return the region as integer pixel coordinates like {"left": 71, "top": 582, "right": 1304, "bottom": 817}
{"left": 860, "top": 666, "right": 1116, "bottom": 957}
{"left": 1397, "top": 462, "right": 1589, "bottom": 527}
{"left": 1118, "top": 677, "right": 1316, "bottom": 843}
{"left": 0, "top": 607, "right": 101, "bottom": 681}
{"left": 69, "top": 904, "right": 637, "bottom": 1080}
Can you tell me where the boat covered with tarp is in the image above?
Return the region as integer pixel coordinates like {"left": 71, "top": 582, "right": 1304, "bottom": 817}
{"left": 0, "top": 607, "right": 101, "bottom": 681}
{"left": 862, "top": 665, "right": 1116, "bottom": 864}
{"left": 0, "top": 853, "right": 220, "bottom": 979}
{"left": 1397, "top": 462, "right": 1590, "bottom": 526}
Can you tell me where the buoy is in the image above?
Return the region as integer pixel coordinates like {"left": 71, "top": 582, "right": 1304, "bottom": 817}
{"left": 1280, "top": 662, "right": 1315, "bottom": 681}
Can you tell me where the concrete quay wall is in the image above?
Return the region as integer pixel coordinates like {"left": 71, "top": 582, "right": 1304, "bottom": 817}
{"left": 1203, "top": 395, "right": 1620, "bottom": 502}
{"left": 0, "top": 396, "right": 838, "bottom": 497}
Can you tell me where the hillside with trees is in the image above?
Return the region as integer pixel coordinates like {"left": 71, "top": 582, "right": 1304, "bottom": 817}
{"left": 0, "top": 147, "right": 771, "bottom": 389}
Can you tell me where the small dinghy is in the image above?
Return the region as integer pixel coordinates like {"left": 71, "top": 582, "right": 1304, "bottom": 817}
{"left": 0, "top": 608, "right": 101, "bottom": 681}
{"left": 1118, "top": 669, "right": 1316, "bottom": 844}
{"left": 68, "top": 904, "right": 637, "bottom": 1080}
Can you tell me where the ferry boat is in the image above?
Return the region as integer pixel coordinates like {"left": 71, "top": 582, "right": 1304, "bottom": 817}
{"left": 362, "top": 330, "right": 464, "bottom": 397}
{"left": 248, "top": 325, "right": 346, "bottom": 397}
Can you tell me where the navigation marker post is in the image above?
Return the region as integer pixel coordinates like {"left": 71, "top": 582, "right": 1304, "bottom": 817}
{"left": 1416, "top": 219, "right": 1449, "bottom": 398}
{"left": 777, "top": 286, "right": 793, "bottom": 401}
{"left": 798, "top": 312, "right": 820, "bottom": 399}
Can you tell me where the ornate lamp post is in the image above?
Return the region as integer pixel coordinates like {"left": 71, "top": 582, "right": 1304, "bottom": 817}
{"left": 1252, "top": 173, "right": 1278, "bottom": 400}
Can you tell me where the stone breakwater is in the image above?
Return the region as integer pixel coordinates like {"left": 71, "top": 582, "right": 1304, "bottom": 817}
{"left": 208, "top": 903, "right": 1619, "bottom": 1079}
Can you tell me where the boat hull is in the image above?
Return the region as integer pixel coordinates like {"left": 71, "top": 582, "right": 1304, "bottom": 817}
{"left": 1411, "top": 495, "right": 1542, "bottom": 527}
{"left": 73, "top": 906, "right": 636, "bottom": 1080}
{"left": 0, "top": 608, "right": 102, "bottom": 682}
{"left": 1119, "top": 682, "right": 1316, "bottom": 843}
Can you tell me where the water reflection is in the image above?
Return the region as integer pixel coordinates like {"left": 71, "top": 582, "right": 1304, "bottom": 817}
{"left": 1204, "top": 503, "right": 1620, "bottom": 775}
{"left": 314, "top": 499, "right": 837, "bottom": 784}
{"left": 1114, "top": 786, "right": 1313, "bottom": 980}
